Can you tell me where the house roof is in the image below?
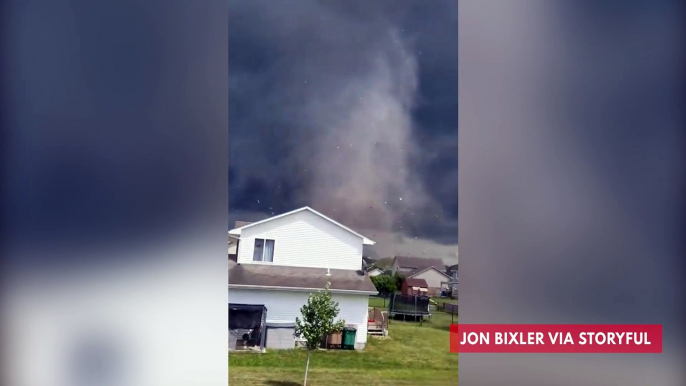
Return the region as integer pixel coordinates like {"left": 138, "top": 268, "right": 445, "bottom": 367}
{"left": 229, "top": 206, "right": 375, "bottom": 245}
{"left": 446, "top": 264, "right": 458, "bottom": 272}
{"left": 404, "top": 278, "right": 429, "bottom": 288}
{"left": 392, "top": 256, "right": 445, "bottom": 270}
{"left": 229, "top": 264, "right": 378, "bottom": 293}
{"left": 407, "top": 266, "right": 451, "bottom": 279}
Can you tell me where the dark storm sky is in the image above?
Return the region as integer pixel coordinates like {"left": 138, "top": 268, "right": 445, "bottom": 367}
{"left": 229, "top": 0, "right": 458, "bottom": 246}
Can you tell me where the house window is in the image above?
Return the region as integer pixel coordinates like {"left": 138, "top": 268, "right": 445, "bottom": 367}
{"left": 252, "top": 239, "right": 275, "bottom": 262}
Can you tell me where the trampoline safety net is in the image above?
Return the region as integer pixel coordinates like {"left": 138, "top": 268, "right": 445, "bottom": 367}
{"left": 388, "top": 294, "right": 430, "bottom": 315}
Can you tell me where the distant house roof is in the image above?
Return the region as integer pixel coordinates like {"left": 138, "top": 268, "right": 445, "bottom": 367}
{"left": 446, "top": 264, "right": 458, "bottom": 272}
{"left": 404, "top": 278, "right": 429, "bottom": 288}
{"left": 392, "top": 256, "right": 445, "bottom": 270}
{"left": 407, "top": 266, "right": 451, "bottom": 279}
{"left": 229, "top": 264, "right": 378, "bottom": 294}
{"left": 229, "top": 207, "right": 375, "bottom": 245}
{"left": 234, "top": 221, "right": 253, "bottom": 228}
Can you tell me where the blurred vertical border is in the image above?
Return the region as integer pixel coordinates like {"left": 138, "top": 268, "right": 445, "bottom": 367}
{"left": 1, "top": 1, "right": 228, "bottom": 385}
{"left": 460, "top": 0, "right": 686, "bottom": 384}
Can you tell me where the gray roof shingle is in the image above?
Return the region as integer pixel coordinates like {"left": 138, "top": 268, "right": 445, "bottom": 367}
{"left": 229, "top": 264, "right": 378, "bottom": 293}
{"left": 406, "top": 266, "right": 451, "bottom": 279}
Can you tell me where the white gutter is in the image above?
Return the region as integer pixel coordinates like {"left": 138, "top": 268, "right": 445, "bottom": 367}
{"left": 228, "top": 284, "right": 378, "bottom": 295}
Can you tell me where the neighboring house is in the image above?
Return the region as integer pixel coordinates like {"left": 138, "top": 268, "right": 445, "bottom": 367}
{"left": 444, "top": 264, "right": 458, "bottom": 298}
{"left": 228, "top": 234, "right": 240, "bottom": 261}
{"left": 365, "top": 267, "right": 383, "bottom": 277}
{"left": 390, "top": 256, "right": 450, "bottom": 296}
{"left": 445, "top": 264, "right": 458, "bottom": 280}
{"left": 391, "top": 256, "right": 445, "bottom": 275}
{"left": 405, "top": 266, "right": 451, "bottom": 296}
{"left": 401, "top": 278, "right": 429, "bottom": 296}
{"left": 228, "top": 206, "right": 378, "bottom": 350}
{"left": 228, "top": 221, "right": 250, "bottom": 261}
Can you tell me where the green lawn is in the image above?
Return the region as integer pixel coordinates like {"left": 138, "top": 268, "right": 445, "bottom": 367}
{"left": 229, "top": 297, "right": 458, "bottom": 385}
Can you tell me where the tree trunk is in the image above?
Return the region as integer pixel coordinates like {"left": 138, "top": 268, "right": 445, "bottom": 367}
{"left": 303, "top": 351, "right": 311, "bottom": 386}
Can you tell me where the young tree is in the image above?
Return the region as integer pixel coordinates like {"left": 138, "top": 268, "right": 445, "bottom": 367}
{"left": 371, "top": 275, "right": 397, "bottom": 297}
{"left": 294, "top": 283, "right": 346, "bottom": 386}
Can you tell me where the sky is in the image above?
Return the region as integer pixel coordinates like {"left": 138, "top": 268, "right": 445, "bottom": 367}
{"left": 229, "top": 0, "right": 458, "bottom": 264}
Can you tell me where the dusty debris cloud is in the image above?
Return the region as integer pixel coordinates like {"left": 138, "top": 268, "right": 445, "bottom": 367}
{"left": 307, "top": 29, "right": 431, "bottom": 231}
{"left": 229, "top": 0, "right": 457, "bottom": 251}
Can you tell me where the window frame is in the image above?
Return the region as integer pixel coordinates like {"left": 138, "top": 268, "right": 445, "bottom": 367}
{"left": 252, "top": 238, "right": 275, "bottom": 262}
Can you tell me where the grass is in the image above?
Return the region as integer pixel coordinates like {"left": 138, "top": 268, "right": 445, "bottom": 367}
{"left": 229, "top": 297, "right": 458, "bottom": 385}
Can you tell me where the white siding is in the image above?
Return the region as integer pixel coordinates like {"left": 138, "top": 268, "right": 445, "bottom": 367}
{"left": 237, "top": 210, "right": 363, "bottom": 270}
{"left": 229, "top": 288, "right": 368, "bottom": 345}
{"left": 411, "top": 268, "right": 450, "bottom": 289}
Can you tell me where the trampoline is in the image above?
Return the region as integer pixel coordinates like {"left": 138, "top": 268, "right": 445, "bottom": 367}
{"left": 229, "top": 303, "right": 267, "bottom": 351}
{"left": 388, "top": 294, "right": 431, "bottom": 321}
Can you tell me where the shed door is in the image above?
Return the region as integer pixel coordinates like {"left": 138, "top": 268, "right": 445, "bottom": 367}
{"left": 266, "top": 327, "right": 295, "bottom": 349}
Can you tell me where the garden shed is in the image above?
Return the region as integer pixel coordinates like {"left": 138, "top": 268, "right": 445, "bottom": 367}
{"left": 229, "top": 303, "right": 267, "bottom": 351}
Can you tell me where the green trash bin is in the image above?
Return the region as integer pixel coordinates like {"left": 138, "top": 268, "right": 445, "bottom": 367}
{"left": 342, "top": 327, "right": 357, "bottom": 350}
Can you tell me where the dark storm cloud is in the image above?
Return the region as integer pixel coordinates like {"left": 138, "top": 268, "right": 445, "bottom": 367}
{"left": 229, "top": 0, "right": 458, "bottom": 244}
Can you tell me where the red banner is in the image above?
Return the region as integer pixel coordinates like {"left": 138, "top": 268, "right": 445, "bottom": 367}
{"left": 450, "top": 324, "right": 662, "bottom": 353}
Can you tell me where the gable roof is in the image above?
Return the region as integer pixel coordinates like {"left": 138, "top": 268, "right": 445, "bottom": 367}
{"left": 404, "top": 278, "right": 429, "bottom": 288}
{"left": 392, "top": 256, "right": 445, "bottom": 270}
{"left": 229, "top": 206, "right": 375, "bottom": 245}
{"left": 229, "top": 264, "right": 377, "bottom": 293}
{"left": 407, "top": 266, "right": 451, "bottom": 279}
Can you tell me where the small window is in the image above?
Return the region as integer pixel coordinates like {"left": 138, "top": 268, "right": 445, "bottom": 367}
{"left": 252, "top": 239, "right": 264, "bottom": 261}
{"left": 253, "top": 238, "right": 275, "bottom": 262}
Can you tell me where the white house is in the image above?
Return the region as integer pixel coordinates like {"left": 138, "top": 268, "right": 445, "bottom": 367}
{"left": 228, "top": 206, "right": 378, "bottom": 350}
